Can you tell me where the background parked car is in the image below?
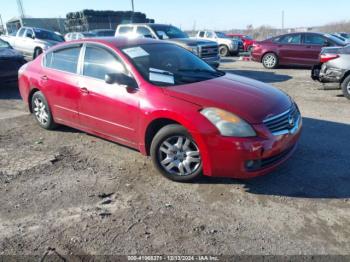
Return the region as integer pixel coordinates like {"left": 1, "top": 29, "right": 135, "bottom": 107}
{"left": 226, "top": 34, "right": 256, "bottom": 52}
{"left": 0, "top": 39, "right": 26, "bottom": 83}
{"left": 1, "top": 27, "right": 65, "bottom": 59}
{"left": 116, "top": 24, "right": 220, "bottom": 68}
{"left": 311, "top": 45, "right": 350, "bottom": 100}
{"left": 251, "top": 32, "right": 346, "bottom": 69}
{"left": 196, "top": 31, "right": 241, "bottom": 56}
{"left": 331, "top": 33, "right": 350, "bottom": 44}
{"left": 336, "top": 32, "right": 350, "bottom": 40}
{"left": 65, "top": 32, "right": 96, "bottom": 41}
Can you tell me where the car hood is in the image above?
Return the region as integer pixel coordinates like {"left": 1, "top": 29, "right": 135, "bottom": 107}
{"left": 164, "top": 73, "right": 292, "bottom": 124}
{"left": 35, "top": 39, "right": 62, "bottom": 47}
{"left": 169, "top": 38, "right": 217, "bottom": 46}
{"left": 0, "top": 47, "right": 23, "bottom": 59}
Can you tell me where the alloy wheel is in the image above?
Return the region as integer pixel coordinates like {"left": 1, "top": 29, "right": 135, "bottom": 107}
{"left": 263, "top": 54, "right": 276, "bottom": 68}
{"left": 158, "top": 135, "right": 201, "bottom": 176}
{"left": 33, "top": 97, "right": 49, "bottom": 125}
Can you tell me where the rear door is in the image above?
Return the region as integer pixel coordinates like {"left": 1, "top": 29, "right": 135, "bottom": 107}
{"left": 275, "top": 34, "right": 306, "bottom": 65}
{"left": 302, "top": 33, "right": 327, "bottom": 65}
{"left": 41, "top": 44, "right": 82, "bottom": 124}
{"left": 77, "top": 44, "right": 140, "bottom": 146}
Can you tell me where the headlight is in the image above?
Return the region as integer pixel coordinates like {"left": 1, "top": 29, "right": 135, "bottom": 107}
{"left": 201, "top": 108, "right": 256, "bottom": 137}
{"left": 189, "top": 46, "right": 199, "bottom": 55}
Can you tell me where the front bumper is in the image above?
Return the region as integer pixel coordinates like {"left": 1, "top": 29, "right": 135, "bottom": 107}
{"left": 193, "top": 120, "right": 302, "bottom": 179}
{"left": 202, "top": 55, "right": 221, "bottom": 67}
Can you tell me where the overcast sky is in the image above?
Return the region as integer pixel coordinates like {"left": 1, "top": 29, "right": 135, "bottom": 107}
{"left": 0, "top": 0, "right": 349, "bottom": 30}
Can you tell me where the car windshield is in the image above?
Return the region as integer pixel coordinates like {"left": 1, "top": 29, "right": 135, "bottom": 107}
{"left": 324, "top": 34, "right": 346, "bottom": 46}
{"left": 34, "top": 29, "right": 64, "bottom": 42}
{"left": 0, "top": 39, "right": 10, "bottom": 48}
{"left": 121, "top": 43, "right": 224, "bottom": 86}
{"left": 215, "top": 32, "right": 230, "bottom": 39}
{"left": 244, "top": 35, "right": 253, "bottom": 40}
{"left": 150, "top": 25, "right": 188, "bottom": 39}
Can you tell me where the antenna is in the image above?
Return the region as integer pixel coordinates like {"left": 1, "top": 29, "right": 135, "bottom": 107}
{"left": 282, "top": 10, "right": 285, "bottom": 32}
{"left": 17, "top": 0, "right": 26, "bottom": 18}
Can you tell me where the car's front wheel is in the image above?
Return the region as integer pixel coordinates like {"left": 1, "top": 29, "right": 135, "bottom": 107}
{"left": 31, "top": 91, "right": 57, "bottom": 130}
{"left": 219, "top": 45, "right": 230, "bottom": 57}
{"left": 262, "top": 53, "right": 278, "bottom": 69}
{"left": 341, "top": 74, "right": 350, "bottom": 100}
{"left": 150, "top": 124, "right": 202, "bottom": 182}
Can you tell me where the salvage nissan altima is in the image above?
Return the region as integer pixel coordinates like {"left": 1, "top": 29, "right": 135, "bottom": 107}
{"left": 18, "top": 37, "right": 302, "bottom": 181}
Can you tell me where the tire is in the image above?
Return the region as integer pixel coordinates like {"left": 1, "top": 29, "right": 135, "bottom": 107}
{"left": 150, "top": 124, "right": 202, "bottom": 182}
{"left": 33, "top": 48, "right": 43, "bottom": 59}
{"left": 262, "top": 53, "right": 278, "bottom": 69}
{"left": 31, "top": 91, "right": 57, "bottom": 130}
{"left": 341, "top": 75, "right": 350, "bottom": 100}
{"left": 219, "top": 45, "right": 230, "bottom": 57}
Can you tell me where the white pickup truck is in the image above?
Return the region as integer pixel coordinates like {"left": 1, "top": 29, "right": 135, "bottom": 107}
{"left": 1, "top": 27, "right": 64, "bottom": 59}
{"left": 196, "top": 31, "right": 242, "bottom": 57}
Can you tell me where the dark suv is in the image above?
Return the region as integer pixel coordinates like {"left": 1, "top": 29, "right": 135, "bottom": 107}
{"left": 312, "top": 45, "right": 350, "bottom": 100}
{"left": 252, "top": 32, "right": 346, "bottom": 69}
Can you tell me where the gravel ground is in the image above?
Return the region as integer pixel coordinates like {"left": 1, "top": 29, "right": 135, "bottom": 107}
{"left": 0, "top": 59, "right": 349, "bottom": 258}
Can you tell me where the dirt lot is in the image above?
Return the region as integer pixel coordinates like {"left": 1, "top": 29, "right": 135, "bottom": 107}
{"left": 0, "top": 59, "right": 350, "bottom": 258}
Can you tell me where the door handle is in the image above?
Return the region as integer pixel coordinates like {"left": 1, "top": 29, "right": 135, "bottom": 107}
{"left": 80, "top": 87, "right": 89, "bottom": 94}
{"left": 41, "top": 75, "right": 48, "bottom": 81}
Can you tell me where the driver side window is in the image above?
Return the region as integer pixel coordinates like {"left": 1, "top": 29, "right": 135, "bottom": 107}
{"left": 83, "top": 45, "right": 126, "bottom": 81}
{"left": 25, "top": 29, "right": 34, "bottom": 38}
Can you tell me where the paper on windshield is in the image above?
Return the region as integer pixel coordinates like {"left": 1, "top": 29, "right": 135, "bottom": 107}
{"left": 149, "top": 68, "right": 174, "bottom": 84}
{"left": 123, "top": 47, "right": 149, "bottom": 58}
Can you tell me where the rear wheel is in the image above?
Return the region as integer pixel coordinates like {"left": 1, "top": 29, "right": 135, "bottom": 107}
{"left": 262, "top": 53, "right": 278, "bottom": 69}
{"left": 341, "top": 75, "right": 350, "bottom": 100}
{"left": 150, "top": 124, "right": 202, "bottom": 182}
{"left": 219, "top": 45, "right": 230, "bottom": 57}
{"left": 31, "top": 91, "right": 57, "bottom": 130}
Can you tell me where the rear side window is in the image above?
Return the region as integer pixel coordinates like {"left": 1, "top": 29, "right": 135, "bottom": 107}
{"left": 198, "top": 31, "right": 205, "bottom": 37}
{"left": 45, "top": 46, "right": 81, "bottom": 74}
{"left": 304, "top": 34, "right": 325, "bottom": 45}
{"left": 83, "top": 46, "right": 126, "bottom": 80}
{"left": 118, "top": 26, "right": 133, "bottom": 35}
{"left": 279, "top": 34, "right": 301, "bottom": 44}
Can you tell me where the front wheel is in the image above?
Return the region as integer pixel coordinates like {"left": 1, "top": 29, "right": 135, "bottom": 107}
{"left": 341, "top": 75, "right": 350, "bottom": 100}
{"left": 219, "top": 45, "right": 230, "bottom": 57}
{"left": 150, "top": 124, "right": 202, "bottom": 182}
{"left": 262, "top": 53, "right": 278, "bottom": 69}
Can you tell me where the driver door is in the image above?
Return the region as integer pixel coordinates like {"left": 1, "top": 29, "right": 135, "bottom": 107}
{"left": 78, "top": 44, "right": 140, "bottom": 147}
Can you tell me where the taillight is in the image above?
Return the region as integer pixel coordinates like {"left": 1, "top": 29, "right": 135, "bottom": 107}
{"left": 320, "top": 54, "right": 339, "bottom": 63}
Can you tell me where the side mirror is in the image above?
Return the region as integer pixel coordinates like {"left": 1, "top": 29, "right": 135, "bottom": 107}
{"left": 158, "top": 34, "right": 164, "bottom": 40}
{"left": 323, "top": 41, "right": 331, "bottom": 47}
{"left": 105, "top": 73, "right": 138, "bottom": 89}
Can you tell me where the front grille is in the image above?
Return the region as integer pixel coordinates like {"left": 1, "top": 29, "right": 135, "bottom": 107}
{"left": 200, "top": 45, "right": 218, "bottom": 58}
{"left": 263, "top": 104, "right": 301, "bottom": 135}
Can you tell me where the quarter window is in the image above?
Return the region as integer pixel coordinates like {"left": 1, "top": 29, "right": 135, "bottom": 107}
{"left": 199, "top": 31, "right": 205, "bottom": 37}
{"left": 83, "top": 46, "right": 125, "bottom": 80}
{"left": 304, "top": 34, "right": 326, "bottom": 45}
{"left": 279, "top": 34, "right": 301, "bottom": 44}
{"left": 45, "top": 46, "right": 81, "bottom": 74}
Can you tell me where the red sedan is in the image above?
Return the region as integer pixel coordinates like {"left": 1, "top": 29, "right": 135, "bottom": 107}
{"left": 18, "top": 38, "right": 302, "bottom": 181}
{"left": 251, "top": 32, "right": 346, "bottom": 69}
{"left": 226, "top": 34, "right": 256, "bottom": 52}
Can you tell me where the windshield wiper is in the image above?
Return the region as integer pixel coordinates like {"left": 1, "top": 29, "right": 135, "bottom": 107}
{"left": 177, "top": 68, "right": 224, "bottom": 76}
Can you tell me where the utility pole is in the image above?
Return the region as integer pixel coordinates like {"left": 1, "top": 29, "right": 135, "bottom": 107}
{"left": 131, "top": 0, "right": 135, "bottom": 12}
{"left": 282, "top": 10, "right": 285, "bottom": 32}
{"left": 17, "top": 0, "right": 25, "bottom": 18}
{"left": 0, "top": 14, "right": 3, "bottom": 34}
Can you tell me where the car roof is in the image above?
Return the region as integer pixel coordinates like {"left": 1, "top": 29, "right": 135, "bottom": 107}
{"left": 118, "top": 23, "right": 170, "bottom": 27}
{"left": 62, "top": 37, "right": 163, "bottom": 48}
